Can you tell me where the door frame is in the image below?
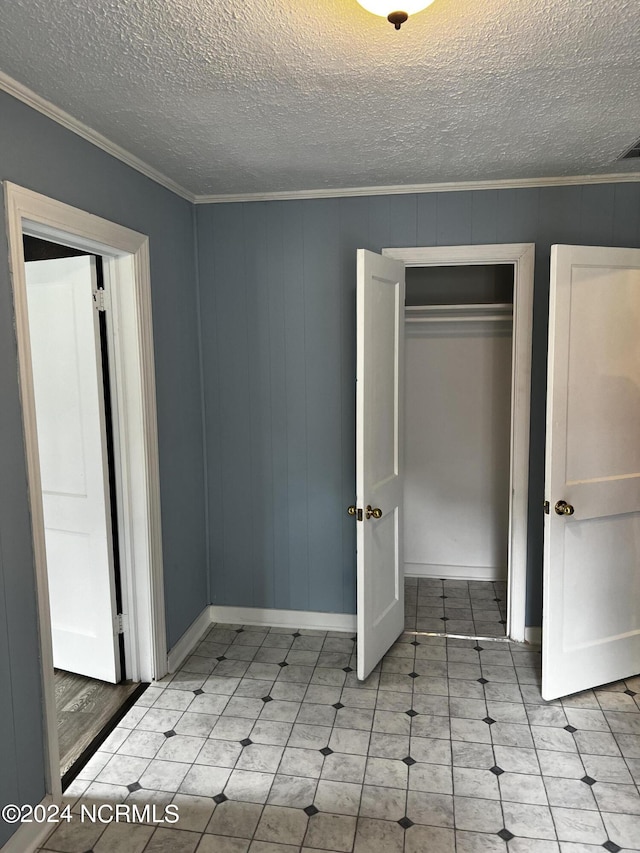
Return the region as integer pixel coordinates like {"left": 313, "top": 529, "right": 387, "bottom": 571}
{"left": 383, "top": 243, "right": 535, "bottom": 643}
{"left": 5, "top": 182, "right": 167, "bottom": 799}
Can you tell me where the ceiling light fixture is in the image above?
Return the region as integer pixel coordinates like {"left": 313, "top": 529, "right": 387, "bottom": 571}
{"left": 356, "top": 0, "right": 435, "bottom": 29}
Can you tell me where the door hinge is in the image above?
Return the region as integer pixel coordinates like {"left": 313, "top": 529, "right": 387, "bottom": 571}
{"left": 115, "top": 613, "right": 127, "bottom": 635}
{"left": 543, "top": 501, "right": 549, "bottom": 515}
{"left": 93, "top": 287, "right": 107, "bottom": 312}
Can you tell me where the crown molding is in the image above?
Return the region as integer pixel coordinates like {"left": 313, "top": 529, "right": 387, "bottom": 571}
{"left": 195, "top": 171, "right": 640, "bottom": 204}
{"left": 3, "top": 70, "right": 639, "bottom": 207}
{"left": 0, "top": 70, "right": 195, "bottom": 203}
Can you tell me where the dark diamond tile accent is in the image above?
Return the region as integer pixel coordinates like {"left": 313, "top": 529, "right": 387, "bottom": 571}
{"left": 213, "top": 793, "right": 228, "bottom": 805}
{"left": 483, "top": 717, "right": 496, "bottom": 726}
{"left": 402, "top": 756, "right": 416, "bottom": 766}
{"left": 193, "top": 688, "right": 204, "bottom": 695}
{"left": 498, "top": 829, "right": 514, "bottom": 842}
{"left": 603, "top": 842, "right": 621, "bottom": 853}
{"left": 624, "top": 689, "right": 637, "bottom": 696}
{"left": 164, "top": 730, "right": 176, "bottom": 738}
{"left": 490, "top": 766, "right": 504, "bottom": 776}
{"left": 319, "top": 747, "right": 333, "bottom": 756}
{"left": 499, "top": 620, "right": 507, "bottom": 625}
{"left": 411, "top": 640, "right": 420, "bottom": 647}
{"left": 440, "top": 617, "right": 449, "bottom": 622}
{"left": 292, "top": 631, "right": 301, "bottom": 638}
{"left": 262, "top": 695, "right": 273, "bottom": 703}
{"left": 406, "top": 709, "right": 418, "bottom": 717}
{"left": 408, "top": 672, "right": 420, "bottom": 679}
{"left": 235, "top": 628, "right": 244, "bottom": 634}
{"left": 278, "top": 661, "right": 289, "bottom": 668}
{"left": 440, "top": 594, "right": 448, "bottom": 599}
{"left": 239, "top": 738, "right": 253, "bottom": 747}
{"left": 127, "top": 782, "right": 142, "bottom": 792}
{"left": 304, "top": 805, "right": 319, "bottom": 817}
{"left": 474, "top": 645, "right": 484, "bottom": 652}
{"left": 343, "top": 666, "right": 353, "bottom": 673}
{"left": 332, "top": 702, "right": 344, "bottom": 710}
{"left": 494, "top": 597, "right": 502, "bottom": 603}
{"left": 477, "top": 678, "right": 489, "bottom": 685}
{"left": 564, "top": 725, "right": 577, "bottom": 733}
{"left": 216, "top": 655, "right": 227, "bottom": 662}
{"left": 398, "top": 816, "right": 414, "bottom": 829}
{"left": 581, "top": 775, "right": 596, "bottom": 786}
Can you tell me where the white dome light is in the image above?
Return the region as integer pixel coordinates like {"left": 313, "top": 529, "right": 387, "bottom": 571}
{"left": 356, "top": 1, "right": 436, "bottom": 29}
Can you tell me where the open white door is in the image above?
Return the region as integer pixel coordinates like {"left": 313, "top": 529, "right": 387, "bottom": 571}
{"left": 26, "top": 256, "right": 121, "bottom": 683}
{"left": 356, "top": 249, "right": 405, "bottom": 680}
{"left": 543, "top": 244, "right": 640, "bottom": 700}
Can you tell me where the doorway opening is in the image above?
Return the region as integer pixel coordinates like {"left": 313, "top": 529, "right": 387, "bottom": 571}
{"left": 5, "top": 182, "right": 167, "bottom": 802}
{"left": 403, "top": 263, "right": 513, "bottom": 638}
{"left": 22, "top": 236, "right": 148, "bottom": 784}
{"left": 382, "top": 244, "right": 534, "bottom": 646}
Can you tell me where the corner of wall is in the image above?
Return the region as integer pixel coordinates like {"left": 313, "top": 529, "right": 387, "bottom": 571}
{"left": 191, "top": 204, "right": 211, "bottom": 609}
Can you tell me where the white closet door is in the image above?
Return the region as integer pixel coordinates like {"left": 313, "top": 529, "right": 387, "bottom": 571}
{"left": 543, "top": 244, "right": 640, "bottom": 700}
{"left": 356, "top": 249, "right": 406, "bottom": 681}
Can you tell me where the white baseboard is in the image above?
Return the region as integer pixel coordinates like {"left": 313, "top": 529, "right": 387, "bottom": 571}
{"left": 1, "top": 797, "right": 54, "bottom": 853}
{"left": 525, "top": 626, "right": 542, "bottom": 646}
{"left": 405, "top": 563, "right": 507, "bottom": 582}
{"left": 167, "top": 605, "right": 357, "bottom": 674}
{"left": 167, "top": 606, "right": 212, "bottom": 673}
{"left": 210, "top": 606, "right": 357, "bottom": 634}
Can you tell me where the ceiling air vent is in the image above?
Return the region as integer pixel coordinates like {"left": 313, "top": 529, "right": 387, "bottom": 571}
{"left": 619, "top": 138, "right": 640, "bottom": 159}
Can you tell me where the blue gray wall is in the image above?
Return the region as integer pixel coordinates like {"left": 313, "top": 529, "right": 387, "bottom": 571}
{"left": 197, "top": 185, "right": 640, "bottom": 622}
{"left": 0, "top": 91, "right": 207, "bottom": 846}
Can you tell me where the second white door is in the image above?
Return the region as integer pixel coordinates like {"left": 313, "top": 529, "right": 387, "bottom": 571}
{"left": 26, "top": 256, "right": 121, "bottom": 683}
{"left": 543, "top": 244, "right": 640, "bottom": 700}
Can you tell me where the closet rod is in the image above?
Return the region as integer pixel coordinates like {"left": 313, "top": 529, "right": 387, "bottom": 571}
{"left": 405, "top": 315, "right": 511, "bottom": 323}
{"left": 405, "top": 303, "right": 513, "bottom": 323}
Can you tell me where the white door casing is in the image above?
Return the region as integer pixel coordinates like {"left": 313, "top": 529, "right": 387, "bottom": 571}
{"left": 356, "top": 249, "right": 406, "bottom": 680}
{"left": 5, "top": 181, "right": 166, "bottom": 800}
{"left": 26, "top": 257, "right": 121, "bottom": 683}
{"left": 543, "top": 244, "right": 640, "bottom": 700}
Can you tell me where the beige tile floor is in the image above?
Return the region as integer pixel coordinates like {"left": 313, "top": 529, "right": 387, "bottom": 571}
{"left": 35, "top": 595, "right": 640, "bottom": 852}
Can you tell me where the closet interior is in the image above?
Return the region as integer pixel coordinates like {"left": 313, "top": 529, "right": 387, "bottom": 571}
{"left": 403, "top": 263, "right": 514, "bottom": 638}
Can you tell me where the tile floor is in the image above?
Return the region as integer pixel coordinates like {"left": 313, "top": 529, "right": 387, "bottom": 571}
{"left": 36, "top": 623, "right": 640, "bottom": 853}
{"left": 405, "top": 577, "right": 508, "bottom": 637}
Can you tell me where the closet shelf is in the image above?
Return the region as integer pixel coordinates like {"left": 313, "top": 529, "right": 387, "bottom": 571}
{"left": 405, "top": 303, "right": 513, "bottom": 323}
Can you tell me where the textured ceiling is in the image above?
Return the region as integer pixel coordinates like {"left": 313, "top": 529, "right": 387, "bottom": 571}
{"left": 0, "top": 0, "right": 639, "bottom": 197}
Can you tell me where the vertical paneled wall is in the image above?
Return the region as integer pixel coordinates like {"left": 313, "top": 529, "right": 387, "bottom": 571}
{"left": 197, "top": 183, "right": 640, "bottom": 623}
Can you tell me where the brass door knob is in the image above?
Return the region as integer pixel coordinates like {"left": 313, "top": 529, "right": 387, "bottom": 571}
{"left": 554, "top": 500, "right": 574, "bottom": 516}
{"left": 365, "top": 505, "right": 383, "bottom": 520}
{"left": 347, "top": 506, "right": 357, "bottom": 516}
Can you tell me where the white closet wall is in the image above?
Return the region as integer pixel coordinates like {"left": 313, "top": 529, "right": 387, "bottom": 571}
{"left": 404, "top": 307, "right": 512, "bottom": 580}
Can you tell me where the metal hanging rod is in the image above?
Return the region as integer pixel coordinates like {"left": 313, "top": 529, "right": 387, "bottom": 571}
{"left": 405, "top": 303, "right": 513, "bottom": 323}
